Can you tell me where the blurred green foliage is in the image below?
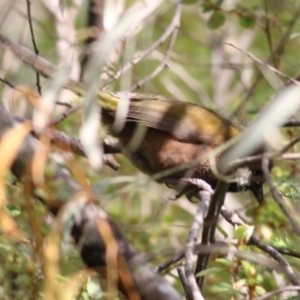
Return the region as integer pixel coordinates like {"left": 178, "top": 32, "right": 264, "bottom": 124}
{"left": 1, "top": 0, "right": 300, "bottom": 299}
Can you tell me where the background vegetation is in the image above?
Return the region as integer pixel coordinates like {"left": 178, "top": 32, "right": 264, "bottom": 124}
{"left": 1, "top": 0, "right": 300, "bottom": 299}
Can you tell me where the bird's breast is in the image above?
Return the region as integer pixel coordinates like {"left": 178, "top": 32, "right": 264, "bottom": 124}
{"left": 119, "top": 128, "right": 216, "bottom": 182}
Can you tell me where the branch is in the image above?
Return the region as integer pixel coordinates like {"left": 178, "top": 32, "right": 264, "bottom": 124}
{"left": 11, "top": 114, "right": 121, "bottom": 170}
{"left": 257, "top": 286, "right": 300, "bottom": 300}
{"left": 67, "top": 193, "right": 182, "bottom": 300}
{"left": 194, "top": 182, "right": 229, "bottom": 289}
{"left": 229, "top": 135, "right": 300, "bottom": 170}
{"left": 37, "top": 127, "right": 121, "bottom": 170}
{"left": 26, "top": 0, "right": 41, "bottom": 94}
{"left": 249, "top": 235, "right": 300, "bottom": 291}
{"left": 0, "top": 106, "right": 182, "bottom": 300}
{"left": 232, "top": 2, "right": 300, "bottom": 115}
{"left": 224, "top": 42, "right": 300, "bottom": 86}
{"left": 220, "top": 205, "right": 300, "bottom": 291}
{"left": 102, "top": 0, "right": 183, "bottom": 88}
{"left": 262, "top": 156, "right": 300, "bottom": 238}
{"left": 129, "top": 1, "right": 181, "bottom": 91}
{"left": 184, "top": 191, "right": 210, "bottom": 300}
{"left": 80, "top": 0, "right": 105, "bottom": 81}
{"left": 177, "top": 267, "right": 192, "bottom": 300}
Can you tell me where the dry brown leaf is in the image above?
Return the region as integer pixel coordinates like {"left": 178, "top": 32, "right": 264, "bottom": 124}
{"left": 0, "top": 121, "right": 32, "bottom": 240}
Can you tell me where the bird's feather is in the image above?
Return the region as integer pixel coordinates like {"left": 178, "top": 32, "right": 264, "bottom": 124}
{"left": 102, "top": 93, "right": 242, "bottom": 146}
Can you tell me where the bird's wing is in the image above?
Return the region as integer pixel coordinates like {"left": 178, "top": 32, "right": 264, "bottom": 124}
{"left": 111, "top": 93, "right": 241, "bottom": 146}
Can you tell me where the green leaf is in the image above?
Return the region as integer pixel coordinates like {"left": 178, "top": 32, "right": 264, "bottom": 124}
{"left": 235, "top": 224, "right": 254, "bottom": 243}
{"left": 202, "top": 4, "right": 212, "bottom": 12}
{"left": 213, "top": 283, "right": 245, "bottom": 295}
{"left": 271, "top": 234, "right": 291, "bottom": 248}
{"left": 256, "top": 274, "right": 264, "bottom": 284}
{"left": 240, "top": 16, "right": 254, "bottom": 28}
{"left": 235, "top": 225, "right": 246, "bottom": 242}
{"left": 255, "top": 286, "right": 266, "bottom": 296}
{"left": 248, "top": 277, "right": 258, "bottom": 286}
{"left": 215, "top": 258, "right": 231, "bottom": 267}
{"left": 81, "top": 291, "right": 90, "bottom": 300}
{"left": 241, "top": 261, "right": 255, "bottom": 278}
{"left": 5, "top": 204, "right": 21, "bottom": 216}
{"left": 196, "top": 267, "right": 225, "bottom": 277}
{"left": 279, "top": 180, "right": 300, "bottom": 199}
{"left": 208, "top": 12, "right": 226, "bottom": 29}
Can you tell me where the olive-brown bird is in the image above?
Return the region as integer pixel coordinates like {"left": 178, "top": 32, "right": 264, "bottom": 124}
{"left": 98, "top": 92, "right": 265, "bottom": 204}
{"left": 0, "top": 32, "right": 265, "bottom": 203}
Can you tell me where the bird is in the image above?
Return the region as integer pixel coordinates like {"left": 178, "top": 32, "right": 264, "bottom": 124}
{"left": 0, "top": 32, "right": 266, "bottom": 204}
{"left": 98, "top": 92, "right": 266, "bottom": 204}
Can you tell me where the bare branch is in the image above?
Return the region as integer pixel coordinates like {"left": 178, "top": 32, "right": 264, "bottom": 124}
{"left": 129, "top": 1, "right": 181, "bottom": 91}
{"left": 232, "top": 2, "right": 300, "bottom": 115}
{"left": 103, "top": 0, "right": 182, "bottom": 88}
{"left": 250, "top": 235, "right": 300, "bottom": 291}
{"left": 257, "top": 286, "right": 300, "bottom": 300}
{"left": 224, "top": 42, "right": 300, "bottom": 86}
{"left": 194, "top": 182, "right": 229, "bottom": 289}
{"left": 177, "top": 267, "right": 192, "bottom": 300}
{"left": 26, "top": 0, "right": 41, "bottom": 94}
{"left": 184, "top": 190, "right": 211, "bottom": 300}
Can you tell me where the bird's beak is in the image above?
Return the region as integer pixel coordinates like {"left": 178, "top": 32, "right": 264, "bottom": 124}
{"left": 249, "top": 183, "right": 264, "bottom": 205}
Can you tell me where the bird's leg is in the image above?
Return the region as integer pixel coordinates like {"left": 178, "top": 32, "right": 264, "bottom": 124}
{"left": 176, "top": 178, "right": 214, "bottom": 203}
{"left": 179, "top": 178, "right": 214, "bottom": 194}
{"left": 164, "top": 178, "right": 214, "bottom": 202}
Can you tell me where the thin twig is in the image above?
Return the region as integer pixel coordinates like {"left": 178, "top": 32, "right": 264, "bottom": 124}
{"left": 79, "top": 0, "right": 105, "bottom": 81}
{"left": 229, "top": 135, "right": 300, "bottom": 169}
{"left": 103, "top": 0, "right": 182, "bottom": 88}
{"left": 11, "top": 112, "right": 121, "bottom": 170}
{"left": 130, "top": 11, "right": 180, "bottom": 91}
{"left": 224, "top": 42, "right": 300, "bottom": 86}
{"left": 0, "top": 77, "right": 15, "bottom": 89}
{"left": 50, "top": 103, "right": 83, "bottom": 126}
{"left": 270, "top": 247, "right": 300, "bottom": 260}
{"left": 250, "top": 235, "right": 300, "bottom": 290}
{"left": 12, "top": 5, "right": 59, "bottom": 41}
{"left": 257, "top": 286, "right": 300, "bottom": 300}
{"left": 26, "top": 0, "right": 41, "bottom": 95}
{"left": 157, "top": 251, "right": 185, "bottom": 273}
{"left": 0, "top": 76, "right": 72, "bottom": 108}
{"left": 158, "top": 243, "right": 230, "bottom": 274}
{"left": 264, "top": 0, "right": 275, "bottom": 68}
{"left": 280, "top": 153, "right": 300, "bottom": 160}
{"left": 32, "top": 127, "right": 121, "bottom": 170}
{"left": 220, "top": 206, "right": 244, "bottom": 226}
{"left": 232, "top": 2, "right": 300, "bottom": 116}
{"left": 177, "top": 267, "right": 192, "bottom": 300}
{"left": 55, "top": 101, "right": 72, "bottom": 108}
{"left": 276, "top": 136, "right": 300, "bottom": 156}
{"left": 220, "top": 205, "right": 300, "bottom": 290}
{"left": 157, "top": 239, "right": 300, "bottom": 275}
